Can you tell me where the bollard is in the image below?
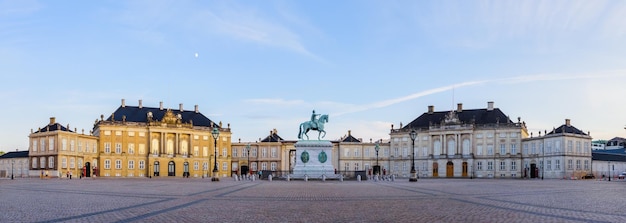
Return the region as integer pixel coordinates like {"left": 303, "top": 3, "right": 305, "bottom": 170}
{"left": 252, "top": 175, "right": 256, "bottom": 181}
{"left": 391, "top": 175, "right": 395, "bottom": 181}
{"left": 340, "top": 175, "right": 344, "bottom": 182}
{"left": 287, "top": 175, "right": 290, "bottom": 181}
{"left": 357, "top": 175, "right": 361, "bottom": 182}
{"left": 305, "top": 175, "right": 308, "bottom": 182}
{"left": 268, "top": 174, "right": 273, "bottom": 182}
{"left": 322, "top": 175, "right": 326, "bottom": 182}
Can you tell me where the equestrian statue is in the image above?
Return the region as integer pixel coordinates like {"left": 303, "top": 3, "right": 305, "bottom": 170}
{"left": 298, "top": 110, "right": 329, "bottom": 140}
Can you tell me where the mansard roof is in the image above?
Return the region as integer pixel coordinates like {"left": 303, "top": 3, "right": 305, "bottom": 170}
{"left": 592, "top": 148, "right": 626, "bottom": 161}
{"left": 342, "top": 132, "right": 362, "bottom": 143}
{"left": 547, "top": 124, "right": 588, "bottom": 136}
{"left": 260, "top": 130, "right": 284, "bottom": 142}
{"left": 106, "top": 106, "right": 218, "bottom": 128}
{"left": 402, "top": 108, "right": 512, "bottom": 130}
{"left": 0, "top": 151, "right": 29, "bottom": 159}
{"left": 34, "top": 122, "right": 73, "bottom": 133}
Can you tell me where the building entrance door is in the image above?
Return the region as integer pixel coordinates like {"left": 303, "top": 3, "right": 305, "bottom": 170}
{"left": 168, "top": 161, "right": 175, "bottom": 176}
{"left": 462, "top": 162, "right": 468, "bottom": 177}
{"left": 446, "top": 161, "right": 454, "bottom": 177}
{"left": 85, "top": 162, "right": 91, "bottom": 177}
{"left": 530, "top": 163, "right": 537, "bottom": 178}
{"left": 433, "top": 163, "right": 439, "bottom": 177}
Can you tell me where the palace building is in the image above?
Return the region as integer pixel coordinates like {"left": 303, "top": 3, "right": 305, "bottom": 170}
{"left": 390, "top": 102, "right": 529, "bottom": 178}
{"left": 28, "top": 99, "right": 231, "bottom": 178}
{"left": 28, "top": 117, "right": 98, "bottom": 178}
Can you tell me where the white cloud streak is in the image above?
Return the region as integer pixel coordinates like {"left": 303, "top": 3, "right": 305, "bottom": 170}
{"left": 334, "top": 70, "right": 626, "bottom": 116}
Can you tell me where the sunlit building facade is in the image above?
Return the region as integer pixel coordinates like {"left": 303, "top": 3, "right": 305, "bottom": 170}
{"left": 93, "top": 99, "right": 231, "bottom": 178}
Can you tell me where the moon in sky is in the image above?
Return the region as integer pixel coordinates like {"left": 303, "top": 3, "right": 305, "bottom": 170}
{"left": 194, "top": 53, "right": 198, "bottom": 58}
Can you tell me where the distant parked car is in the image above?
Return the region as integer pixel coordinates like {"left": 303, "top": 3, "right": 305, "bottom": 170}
{"left": 583, "top": 174, "right": 595, "bottom": 179}
{"left": 618, "top": 172, "right": 626, "bottom": 179}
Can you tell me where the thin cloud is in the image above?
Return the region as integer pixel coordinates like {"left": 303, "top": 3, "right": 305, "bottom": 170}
{"left": 194, "top": 4, "right": 321, "bottom": 60}
{"left": 334, "top": 70, "right": 626, "bottom": 117}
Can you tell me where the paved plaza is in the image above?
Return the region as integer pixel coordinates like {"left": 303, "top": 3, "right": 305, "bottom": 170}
{"left": 1, "top": 177, "right": 625, "bottom": 223}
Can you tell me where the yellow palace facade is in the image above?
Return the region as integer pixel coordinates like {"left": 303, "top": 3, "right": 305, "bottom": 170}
{"left": 29, "top": 99, "right": 232, "bottom": 178}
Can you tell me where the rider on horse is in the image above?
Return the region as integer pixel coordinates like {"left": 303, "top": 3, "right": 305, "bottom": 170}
{"left": 310, "top": 110, "right": 320, "bottom": 129}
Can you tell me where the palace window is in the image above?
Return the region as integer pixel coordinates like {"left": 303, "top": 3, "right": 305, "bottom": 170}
{"left": 49, "top": 157, "right": 55, "bottom": 168}
{"left": 115, "top": 143, "right": 122, "bottom": 154}
{"left": 62, "top": 139, "right": 67, "bottom": 151}
{"left": 477, "top": 162, "right": 483, "bottom": 171}
{"left": 487, "top": 145, "right": 493, "bottom": 155}
{"left": 70, "top": 140, "right": 75, "bottom": 151}
{"left": 567, "top": 159, "right": 573, "bottom": 169}
{"left": 115, "top": 160, "right": 122, "bottom": 169}
{"left": 511, "top": 161, "right": 516, "bottom": 171}
{"left": 576, "top": 160, "right": 581, "bottom": 170}
{"left": 70, "top": 158, "right": 75, "bottom": 168}
{"left": 49, "top": 138, "right": 54, "bottom": 151}
{"left": 500, "top": 161, "right": 506, "bottom": 171}
{"left": 232, "top": 148, "right": 238, "bottom": 157}
{"left": 104, "top": 143, "right": 111, "bottom": 153}
{"left": 194, "top": 162, "right": 199, "bottom": 170}
{"left": 139, "top": 160, "right": 145, "bottom": 170}
{"left": 271, "top": 162, "right": 277, "bottom": 171}
{"left": 261, "top": 162, "right": 267, "bottom": 170}
{"left": 61, "top": 157, "right": 67, "bottom": 168}
{"left": 128, "top": 160, "right": 134, "bottom": 169}
{"left": 510, "top": 144, "right": 517, "bottom": 154}
{"left": 584, "top": 160, "right": 589, "bottom": 170}
{"left": 547, "top": 160, "right": 552, "bottom": 170}
{"left": 272, "top": 147, "right": 277, "bottom": 157}
{"left": 487, "top": 161, "right": 493, "bottom": 170}
{"left": 40, "top": 158, "right": 46, "bottom": 169}
{"left": 104, "top": 159, "right": 111, "bottom": 169}
{"left": 555, "top": 160, "right": 561, "bottom": 170}
{"left": 222, "top": 148, "right": 227, "bottom": 157}
{"left": 500, "top": 144, "right": 506, "bottom": 155}
{"left": 128, "top": 143, "right": 135, "bottom": 154}
{"left": 222, "top": 162, "right": 228, "bottom": 171}
{"left": 78, "top": 141, "right": 82, "bottom": 152}
{"left": 33, "top": 140, "right": 38, "bottom": 152}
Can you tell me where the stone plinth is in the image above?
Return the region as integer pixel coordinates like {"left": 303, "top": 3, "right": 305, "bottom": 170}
{"left": 291, "top": 140, "right": 338, "bottom": 179}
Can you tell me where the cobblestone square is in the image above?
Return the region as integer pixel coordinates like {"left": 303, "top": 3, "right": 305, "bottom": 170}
{"left": 1, "top": 178, "right": 625, "bottom": 222}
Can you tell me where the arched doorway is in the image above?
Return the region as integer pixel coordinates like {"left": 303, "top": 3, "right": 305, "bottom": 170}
{"left": 183, "top": 162, "right": 189, "bottom": 178}
{"left": 462, "top": 162, "right": 468, "bottom": 177}
{"left": 530, "top": 163, "right": 537, "bottom": 178}
{"left": 446, "top": 161, "right": 454, "bottom": 177}
{"left": 154, "top": 161, "right": 160, "bottom": 176}
{"left": 432, "top": 162, "right": 439, "bottom": 177}
{"left": 168, "top": 161, "right": 175, "bottom": 176}
{"left": 85, "top": 162, "right": 91, "bottom": 177}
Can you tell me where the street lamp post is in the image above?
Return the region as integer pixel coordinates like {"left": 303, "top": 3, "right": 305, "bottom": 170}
{"left": 374, "top": 144, "right": 380, "bottom": 176}
{"left": 211, "top": 128, "right": 220, "bottom": 182}
{"left": 246, "top": 144, "right": 251, "bottom": 177}
{"left": 11, "top": 160, "right": 15, "bottom": 180}
{"left": 409, "top": 130, "right": 417, "bottom": 182}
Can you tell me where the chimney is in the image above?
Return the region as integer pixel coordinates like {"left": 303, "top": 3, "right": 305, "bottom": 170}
{"left": 121, "top": 99, "right": 126, "bottom": 107}
{"left": 194, "top": 105, "right": 199, "bottom": 113}
{"left": 138, "top": 99, "right": 143, "bottom": 109}
{"left": 487, "top": 101, "right": 494, "bottom": 111}
{"left": 348, "top": 130, "right": 352, "bottom": 136}
{"left": 179, "top": 103, "right": 183, "bottom": 112}
{"left": 49, "top": 117, "right": 56, "bottom": 125}
{"left": 159, "top": 101, "right": 163, "bottom": 110}
{"left": 457, "top": 103, "right": 463, "bottom": 112}
{"left": 565, "top": 119, "right": 571, "bottom": 126}
{"left": 428, "top": 105, "right": 434, "bottom": 114}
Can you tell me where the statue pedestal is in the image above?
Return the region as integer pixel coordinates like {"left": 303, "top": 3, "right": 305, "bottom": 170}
{"left": 291, "top": 140, "right": 338, "bottom": 179}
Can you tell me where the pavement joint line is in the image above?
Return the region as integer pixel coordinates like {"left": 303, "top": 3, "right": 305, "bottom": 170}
{"left": 477, "top": 196, "right": 626, "bottom": 219}
{"left": 214, "top": 182, "right": 262, "bottom": 197}
{"left": 449, "top": 197, "right": 611, "bottom": 223}
{"left": 115, "top": 199, "right": 207, "bottom": 223}
{"left": 34, "top": 198, "right": 173, "bottom": 223}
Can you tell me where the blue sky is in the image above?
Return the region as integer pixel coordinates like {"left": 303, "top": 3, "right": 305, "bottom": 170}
{"left": 2, "top": 0, "right": 626, "bottom": 151}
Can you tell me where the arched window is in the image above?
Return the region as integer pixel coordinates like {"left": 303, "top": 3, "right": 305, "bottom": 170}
{"left": 462, "top": 139, "right": 470, "bottom": 155}
{"left": 434, "top": 141, "right": 441, "bottom": 155}
{"left": 151, "top": 139, "right": 159, "bottom": 155}
{"left": 447, "top": 139, "right": 455, "bottom": 156}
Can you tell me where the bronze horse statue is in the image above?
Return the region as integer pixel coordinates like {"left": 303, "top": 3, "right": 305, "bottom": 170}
{"left": 298, "top": 114, "right": 329, "bottom": 140}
